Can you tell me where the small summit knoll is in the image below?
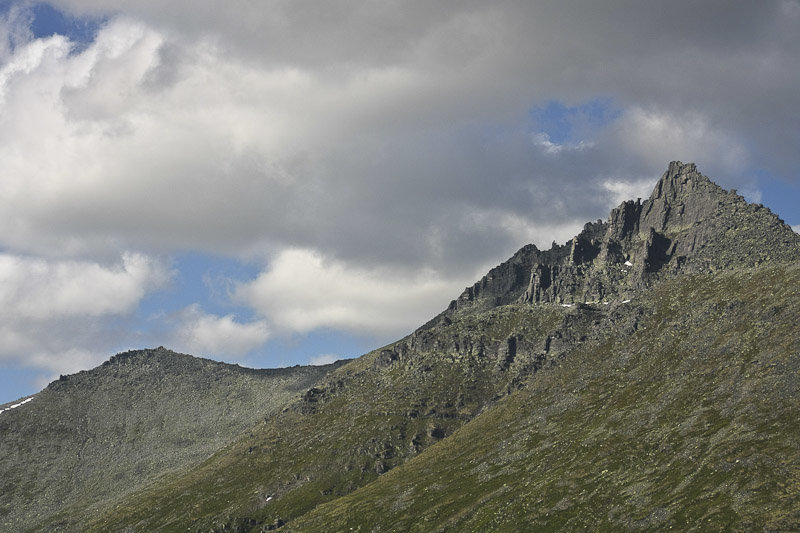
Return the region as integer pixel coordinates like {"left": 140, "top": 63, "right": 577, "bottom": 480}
{"left": 0, "top": 347, "right": 344, "bottom": 531}
{"left": 443, "top": 161, "right": 800, "bottom": 316}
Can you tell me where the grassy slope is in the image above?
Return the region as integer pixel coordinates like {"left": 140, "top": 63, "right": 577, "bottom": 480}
{"left": 86, "top": 307, "right": 566, "bottom": 532}
{"left": 288, "top": 265, "right": 800, "bottom": 532}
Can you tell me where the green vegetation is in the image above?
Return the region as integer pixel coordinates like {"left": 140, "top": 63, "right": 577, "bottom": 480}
{"left": 288, "top": 265, "right": 800, "bottom": 532}
{"left": 84, "top": 306, "right": 565, "bottom": 531}
{"left": 76, "top": 265, "right": 800, "bottom": 532}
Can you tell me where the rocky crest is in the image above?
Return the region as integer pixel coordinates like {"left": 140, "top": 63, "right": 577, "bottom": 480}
{"left": 440, "top": 161, "right": 800, "bottom": 317}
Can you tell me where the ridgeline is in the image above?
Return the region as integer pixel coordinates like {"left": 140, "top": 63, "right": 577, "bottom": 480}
{"left": 2, "top": 162, "right": 799, "bottom": 532}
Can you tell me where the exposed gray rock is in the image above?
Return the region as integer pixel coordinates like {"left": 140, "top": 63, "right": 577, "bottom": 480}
{"left": 434, "top": 161, "right": 800, "bottom": 321}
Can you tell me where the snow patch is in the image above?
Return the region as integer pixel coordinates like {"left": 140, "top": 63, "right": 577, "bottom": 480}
{"left": 0, "top": 396, "right": 33, "bottom": 415}
{"left": 621, "top": 299, "right": 631, "bottom": 304}
{"left": 561, "top": 304, "right": 573, "bottom": 308}
{"left": 624, "top": 260, "right": 633, "bottom": 267}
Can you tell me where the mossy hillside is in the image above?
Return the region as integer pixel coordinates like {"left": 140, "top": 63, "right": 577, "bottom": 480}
{"left": 288, "top": 264, "right": 800, "bottom": 532}
{"left": 84, "top": 306, "right": 566, "bottom": 532}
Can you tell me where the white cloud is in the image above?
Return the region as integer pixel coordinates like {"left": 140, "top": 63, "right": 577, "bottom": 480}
{"left": 531, "top": 132, "right": 594, "bottom": 155}
{"left": 235, "top": 248, "right": 464, "bottom": 336}
{"left": 738, "top": 186, "right": 763, "bottom": 205}
{"left": 602, "top": 178, "right": 658, "bottom": 206}
{"left": 612, "top": 107, "right": 749, "bottom": 175}
{"left": 168, "top": 304, "right": 270, "bottom": 359}
{"left": 0, "top": 2, "right": 795, "bottom": 268}
{"left": 792, "top": 225, "right": 800, "bottom": 234}
{"left": 0, "top": 252, "right": 170, "bottom": 320}
{"left": 0, "top": 251, "right": 171, "bottom": 375}
{"left": 308, "top": 353, "right": 341, "bottom": 366}
{"left": 459, "top": 209, "right": 586, "bottom": 252}
{"left": 0, "top": 5, "right": 33, "bottom": 62}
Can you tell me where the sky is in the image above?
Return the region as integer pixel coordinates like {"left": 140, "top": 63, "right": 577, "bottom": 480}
{"left": 1, "top": 1, "right": 799, "bottom": 404}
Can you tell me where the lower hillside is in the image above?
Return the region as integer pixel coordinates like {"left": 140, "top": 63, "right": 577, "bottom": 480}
{"left": 289, "top": 265, "right": 800, "bottom": 531}
{"left": 86, "top": 264, "right": 799, "bottom": 531}
{"left": 85, "top": 304, "right": 571, "bottom": 531}
{"left": 0, "top": 349, "right": 344, "bottom": 531}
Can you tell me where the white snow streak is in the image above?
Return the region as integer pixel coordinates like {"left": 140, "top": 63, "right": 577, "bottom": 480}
{"left": 0, "top": 396, "right": 33, "bottom": 415}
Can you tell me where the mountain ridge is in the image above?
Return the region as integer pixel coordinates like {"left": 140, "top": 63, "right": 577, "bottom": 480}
{"left": 437, "top": 161, "right": 799, "bottom": 321}
{"left": 0, "top": 347, "right": 346, "bottom": 530}
{"left": 2, "top": 161, "right": 799, "bottom": 531}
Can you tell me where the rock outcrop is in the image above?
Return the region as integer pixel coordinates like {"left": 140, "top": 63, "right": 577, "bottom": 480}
{"left": 439, "top": 161, "right": 800, "bottom": 318}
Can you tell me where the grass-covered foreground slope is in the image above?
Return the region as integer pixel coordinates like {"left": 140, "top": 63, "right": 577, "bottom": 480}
{"left": 0, "top": 349, "right": 344, "bottom": 531}
{"left": 87, "top": 264, "right": 800, "bottom": 532}
{"left": 85, "top": 305, "right": 569, "bottom": 531}
{"left": 84, "top": 306, "right": 566, "bottom": 531}
{"left": 289, "top": 265, "right": 800, "bottom": 532}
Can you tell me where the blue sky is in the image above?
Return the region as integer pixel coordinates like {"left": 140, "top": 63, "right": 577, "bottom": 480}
{"left": 1, "top": 1, "right": 799, "bottom": 404}
{"left": 28, "top": 2, "right": 100, "bottom": 45}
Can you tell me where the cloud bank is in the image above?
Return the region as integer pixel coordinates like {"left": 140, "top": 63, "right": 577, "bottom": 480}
{"left": 235, "top": 248, "right": 460, "bottom": 336}
{"left": 0, "top": 252, "right": 170, "bottom": 375}
{"left": 1, "top": 1, "right": 798, "bottom": 391}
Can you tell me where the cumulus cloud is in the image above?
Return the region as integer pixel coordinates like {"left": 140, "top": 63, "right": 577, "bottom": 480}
{"left": 0, "top": 5, "right": 33, "bottom": 60}
{"left": 0, "top": 252, "right": 170, "bottom": 374}
{"left": 793, "top": 225, "right": 800, "bottom": 234}
{"left": 602, "top": 179, "right": 659, "bottom": 207}
{"left": 610, "top": 107, "right": 749, "bottom": 176}
{"left": 1, "top": 1, "right": 797, "bottom": 268}
{"left": 166, "top": 304, "right": 270, "bottom": 359}
{"left": 235, "top": 248, "right": 466, "bottom": 336}
{"left": 0, "top": 252, "right": 170, "bottom": 319}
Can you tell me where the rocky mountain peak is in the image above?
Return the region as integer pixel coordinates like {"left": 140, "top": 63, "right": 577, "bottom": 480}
{"left": 650, "top": 160, "right": 705, "bottom": 201}
{"left": 436, "top": 161, "right": 800, "bottom": 322}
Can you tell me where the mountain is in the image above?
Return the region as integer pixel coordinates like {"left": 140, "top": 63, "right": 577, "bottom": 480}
{"left": 438, "top": 161, "right": 797, "bottom": 318}
{"left": 0, "top": 349, "right": 346, "bottom": 530}
{"left": 2, "top": 162, "right": 799, "bottom": 532}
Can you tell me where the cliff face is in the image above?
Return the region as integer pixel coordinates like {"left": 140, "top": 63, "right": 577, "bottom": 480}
{"left": 444, "top": 161, "right": 800, "bottom": 315}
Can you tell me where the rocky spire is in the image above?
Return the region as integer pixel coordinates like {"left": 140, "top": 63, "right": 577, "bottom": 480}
{"left": 639, "top": 161, "right": 721, "bottom": 234}
{"left": 436, "top": 162, "right": 800, "bottom": 320}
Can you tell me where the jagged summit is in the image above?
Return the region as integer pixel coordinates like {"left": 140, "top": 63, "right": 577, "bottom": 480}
{"left": 442, "top": 161, "right": 800, "bottom": 317}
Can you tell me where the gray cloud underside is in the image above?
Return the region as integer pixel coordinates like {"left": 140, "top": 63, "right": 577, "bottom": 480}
{"left": 4, "top": 0, "right": 798, "bottom": 274}
{"left": 1, "top": 1, "right": 799, "bottom": 378}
